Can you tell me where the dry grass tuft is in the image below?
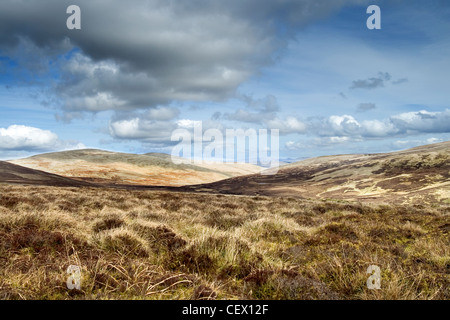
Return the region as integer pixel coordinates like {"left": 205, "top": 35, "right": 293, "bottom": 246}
{"left": 0, "top": 185, "right": 448, "bottom": 300}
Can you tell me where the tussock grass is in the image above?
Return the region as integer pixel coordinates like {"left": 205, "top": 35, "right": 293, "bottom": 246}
{"left": 0, "top": 185, "right": 448, "bottom": 300}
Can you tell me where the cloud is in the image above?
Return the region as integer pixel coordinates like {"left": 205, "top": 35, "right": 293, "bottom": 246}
{"left": 360, "top": 119, "right": 398, "bottom": 137}
{"left": 0, "top": 125, "right": 85, "bottom": 151}
{"left": 266, "top": 117, "right": 307, "bottom": 135}
{"left": 109, "top": 118, "right": 178, "bottom": 144}
{"left": 211, "top": 112, "right": 222, "bottom": 121}
{"left": 312, "top": 115, "right": 361, "bottom": 137}
{"left": 391, "top": 137, "right": 444, "bottom": 150}
{"left": 286, "top": 136, "right": 355, "bottom": 151}
{"left": 350, "top": 72, "right": 392, "bottom": 90}
{"left": 109, "top": 115, "right": 229, "bottom": 147}
{"left": 390, "top": 109, "right": 450, "bottom": 133}
{"left": 241, "top": 94, "right": 280, "bottom": 113}
{"left": 392, "top": 78, "right": 408, "bottom": 85}
{"left": 0, "top": 0, "right": 371, "bottom": 118}
{"left": 144, "top": 107, "right": 180, "bottom": 121}
{"left": 339, "top": 92, "right": 347, "bottom": 99}
{"left": 357, "top": 103, "right": 376, "bottom": 112}
{"left": 108, "top": 108, "right": 450, "bottom": 149}
{"left": 107, "top": 106, "right": 181, "bottom": 144}
{"left": 311, "top": 109, "right": 450, "bottom": 139}
{"left": 221, "top": 95, "right": 306, "bottom": 135}
{"left": 223, "top": 95, "right": 280, "bottom": 123}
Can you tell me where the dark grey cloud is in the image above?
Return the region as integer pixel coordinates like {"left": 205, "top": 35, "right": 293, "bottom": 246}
{"left": 0, "top": 0, "right": 371, "bottom": 118}
{"left": 350, "top": 72, "right": 392, "bottom": 90}
{"left": 339, "top": 92, "right": 347, "bottom": 99}
{"left": 211, "top": 112, "right": 222, "bottom": 121}
{"left": 224, "top": 95, "right": 280, "bottom": 123}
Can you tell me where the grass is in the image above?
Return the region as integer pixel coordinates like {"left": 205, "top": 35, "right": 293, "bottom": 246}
{"left": 0, "top": 184, "right": 448, "bottom": 300}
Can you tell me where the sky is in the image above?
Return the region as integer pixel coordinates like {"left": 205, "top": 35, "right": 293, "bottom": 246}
{"left": 0, "top": 0, "right": 449, "bottom": 162}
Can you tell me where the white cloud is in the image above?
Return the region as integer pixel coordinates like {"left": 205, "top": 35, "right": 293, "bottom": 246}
{"left": 109, "top": 118, "right": 178, "bottom": 143}
{"left": 390, "top": 109, "right": 450, "bottom": 133}
{"left": 108, "top": 108, "right": 450, "bottom": 148}
{"left": 312, "top": 109, "right": 450, "bottom": 139}
{"left": 426, "top": 137, "right": 443, "bottom": 144}
{"left": 329, "top": 115, "right": 360, "bottom": 133}
{"left": 392, "top": 137, "right": 445, "bottom": 150}
{"left": 266, "top": 116, "right": 307, "bottom": 134}
{"left": 0, "top": 125, "right": 85, "bottom": 151}
{"left": 329, "top": 136, "right": 351, "bottom": 144}
{"left": 360, "top": 119, "right": 397, "bottom": 137}
{"left": 176, "top": 119, "right": 202, "bottom": 129}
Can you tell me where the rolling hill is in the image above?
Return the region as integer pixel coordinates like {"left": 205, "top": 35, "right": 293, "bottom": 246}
{"left": 0, "top": 161, "right": 94, "bottom": 187}
{"left": 188, "top": 141, "right": 450, "bottom": 204}
{"left": 9, "top": 149, "right": 262, "bottom": 187}
{"left": 3, "top": 142, "right": 449, "bottom": 204}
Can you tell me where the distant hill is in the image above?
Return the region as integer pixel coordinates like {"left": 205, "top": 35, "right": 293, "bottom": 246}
{"left": 9, "top": 149, "right": 262, "bottom": 187}
{"left": 4, "top": 142, "right": 449, "bottom": 204}
{"left": 0, "top": 161, "right": 94, "bottom": 187}
{"left": 188, "top": 141, "right": 450, "bottom": 204}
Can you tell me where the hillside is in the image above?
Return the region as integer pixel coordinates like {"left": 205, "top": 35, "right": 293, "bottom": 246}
{"left": 4, "top": 142, "right": 449, "bottom": 204}
{"left": 190, "top": 141, "right": 450, "bottom": 204}
{"left": 9, "top": 149, "right": 262, "bottom": 187}
{"left": 0, "top": 161, "right": 94, "bottom": 187}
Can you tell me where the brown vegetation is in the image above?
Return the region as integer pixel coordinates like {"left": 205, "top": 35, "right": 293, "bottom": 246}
{"left": 190, "top": 141, "right": 450, "bottom": 204}
{"left": 0, "top": 185, "right": 448, "bottom": 300}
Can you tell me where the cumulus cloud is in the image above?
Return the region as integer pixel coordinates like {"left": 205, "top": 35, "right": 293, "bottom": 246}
{"left": 0, "top": 125, "right": 85, "bottom": 151}
{"left": 311, "top": 109, "right": 450, "bottom": 139}
{"left": 312, "top": 115, "right": 361, "bottom": 137}
{"left": 108, "top": 107, "right": 450, "bottom": 148}
{"left": 390, "top": 109, "right": 450, "bottom": 133}
{"left": 360, "top": 119, "right": 398, "bottom": 137}
{"left": 266, "top": 117, "right": 307, "bottom": 135}
{"left": 109, "top": 118, "right": 178, "bottom": 144}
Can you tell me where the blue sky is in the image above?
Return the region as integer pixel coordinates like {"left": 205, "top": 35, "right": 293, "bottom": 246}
{"left": 0, "top": 0, "right": 449, "bottom": 161}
